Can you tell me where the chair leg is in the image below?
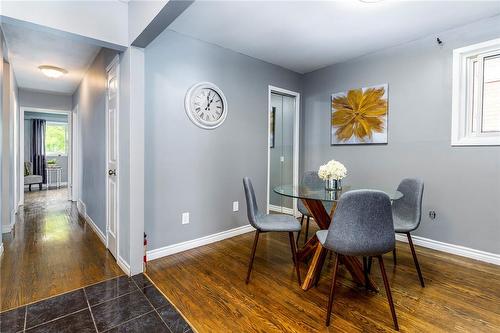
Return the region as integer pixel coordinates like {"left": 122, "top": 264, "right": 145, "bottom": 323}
{"left": 245, "top": 230, "right": 260, "bottom": 284}
{"left": 296, "top": 215, "right": 304, "bottom": 246}
{"left": 407, "top": 232, "right": 425, "bottom": 287}
{"left": 304, "top": 216, "right": 310, "bottom": 245}
{"left": 288, "top": 232, "right": 302, "bottom": 286}
{"left": 39, "top": 183, "right": 42, "bottom": 191}
{"left": 393, "top": 248, "right": 397, "bottom": 266}
{"left": 29, "top": 184, "right": 32, "bottom": 191}
{"left": 363, "top": 257, "right": 369, "bottom": 290}
{"left": 377, "top": 255, "right": 399, "bottom": 331}
{"left": 367, "top": 256, "right": 372, "bottom": 274}
{"left": 326, "top": 252, "right": 339, "bottom": 326}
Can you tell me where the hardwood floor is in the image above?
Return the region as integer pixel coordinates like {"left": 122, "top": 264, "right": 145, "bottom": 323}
{"left": 146, "top": 227, "right": 500, "bottom": 332}
{"left": 0, "top": 188, "right": 123, "bottom": 311}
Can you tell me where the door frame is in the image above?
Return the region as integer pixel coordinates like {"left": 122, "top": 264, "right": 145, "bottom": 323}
{"left": 266, "top": 85, "right": 300, "bottom": 216}
{"left": 19, "top": 107, "right": 75, "bottom": 206}
{"left": 105, "top": 54, "right": 120, "bottom": 258}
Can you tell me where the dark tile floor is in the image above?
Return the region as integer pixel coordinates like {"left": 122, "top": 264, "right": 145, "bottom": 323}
{"left": 0, "top": 274, "right": 193, "bottom": 333}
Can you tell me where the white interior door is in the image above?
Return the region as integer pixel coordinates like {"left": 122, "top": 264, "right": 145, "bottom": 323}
{"left": 106, "top": 58, "right": 119, "bottom": 259}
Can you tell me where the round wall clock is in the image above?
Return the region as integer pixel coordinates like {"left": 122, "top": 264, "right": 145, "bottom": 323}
{"left": 184, "top": 82, "right": 228, "bottom": 129}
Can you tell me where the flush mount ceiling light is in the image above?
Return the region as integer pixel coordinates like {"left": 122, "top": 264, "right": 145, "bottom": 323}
{"left": 38, "top": 65, "right": 68, "bottom": 78}
{"left": 359, "top": 0, "right": 384, "bottom": 3}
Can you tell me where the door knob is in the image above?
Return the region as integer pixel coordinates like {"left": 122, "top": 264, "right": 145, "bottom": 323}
{"left": 108, "top": 169, "right": 116, "bottom": 176}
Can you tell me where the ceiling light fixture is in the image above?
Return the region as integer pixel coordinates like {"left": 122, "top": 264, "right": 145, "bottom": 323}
{"left": 359, "top": 0, "right": 384, "bottom": 3}
{"left": 38, "top": 65, "right": 68, "bottom": 78}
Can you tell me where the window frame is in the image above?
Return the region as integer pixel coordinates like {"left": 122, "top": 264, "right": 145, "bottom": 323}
{"left": 45, "top": 121, "right": 69, "bottom": 157}
{"left": 452, "top": 38, "right": 500, "bottom": 146}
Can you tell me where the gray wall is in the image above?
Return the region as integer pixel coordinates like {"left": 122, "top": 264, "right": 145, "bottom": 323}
{"left": 144, "top": 30, "right": 302, "bottom": 250}
{"left": 73, "top": 48, "right": 118, "bottom": 234}
{"left": 24, "top": 112, "right": 69, "bottom": 183}
{"left": 302, "top": 15, "right": 500, "bottom": 254}
{"left": 19, "top": 89, "right": 72, "bottom": 111}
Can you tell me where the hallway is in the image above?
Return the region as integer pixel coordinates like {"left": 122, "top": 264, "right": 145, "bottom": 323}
{"left": 0, "top": 188, "right": 123, "bottom": 311}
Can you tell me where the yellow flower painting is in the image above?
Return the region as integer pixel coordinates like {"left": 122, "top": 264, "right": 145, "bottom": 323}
{"left": 331, "top": 84, "right": 388, "bottom": 145}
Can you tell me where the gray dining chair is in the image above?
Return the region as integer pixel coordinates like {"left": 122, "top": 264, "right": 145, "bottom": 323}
{"left": 392, "top": 178, "right": 425, "bottom": 287}
{"left": 296, "top": 171, "right": 333, "bottom": 245}
{"left": 243, "top": 177, "right": 302, "bottom": 285}
{"left": 316, "top": 190, "right": 398, "bottom": 330}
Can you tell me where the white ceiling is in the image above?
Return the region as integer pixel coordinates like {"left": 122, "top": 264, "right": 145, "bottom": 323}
{"left": 2, "top": 22, "right": 101, "bottom": 94}
{"left": 170, "top": 1, "right": 500, "bottom": 74}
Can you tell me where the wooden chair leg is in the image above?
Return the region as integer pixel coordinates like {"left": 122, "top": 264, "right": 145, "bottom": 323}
{"left": 296, "top": 215, "right": 304, "bottom": 246}
{"left": 326, "top": 253, "right": 339, "bottom": 326}
{"left": 393, "top": 248, "right": 397, "bottom": 266}
{"left": 289, "top": 232, "right": 302, "bottom": 286}
{"left": 245, "top": 230, "right": 260, "bottom": 284}
{"left": 407, "top": 232, "right": 425, "bottom": 287}
{"left": 304, "top": 216, "right": 310, "bottom": 245}
{"left": 363, "top": 257, "right": 369, "bottom": 290}
{"left": 377, "top": 255, "right": 399, "bottom": 331}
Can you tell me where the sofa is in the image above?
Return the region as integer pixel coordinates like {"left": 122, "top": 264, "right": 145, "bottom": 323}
{"left": 24, "top": 161, "right": 43, "bottom": 191}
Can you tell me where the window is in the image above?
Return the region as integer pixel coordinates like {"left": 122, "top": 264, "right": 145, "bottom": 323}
{"left": 452, "top": 38, "right": 500, "bottom": 146}
{"left": 45, "top": 122, "right": 68, "bottom": 156}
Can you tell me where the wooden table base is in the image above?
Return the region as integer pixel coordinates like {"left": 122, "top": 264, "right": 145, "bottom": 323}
{"left": 297, "top": 198, "right": 378, "bottom": 291}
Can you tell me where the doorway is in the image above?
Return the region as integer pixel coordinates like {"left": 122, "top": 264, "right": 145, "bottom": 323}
{"left": 267, "top": 86, "right": 300, "bottom": 216}
{"left": 19, "top": 107, "right": 75, "bottom": 206}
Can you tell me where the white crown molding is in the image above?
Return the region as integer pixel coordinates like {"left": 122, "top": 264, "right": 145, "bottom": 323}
{"left": 147, "top": 224, "right": 255, "bottom": 261}
{"left": 396, "top": 234, "right": 500, "bottom": 266}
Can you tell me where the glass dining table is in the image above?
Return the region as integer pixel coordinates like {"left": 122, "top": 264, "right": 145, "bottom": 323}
{"left": 274, "top": 183, "right": 403, "bottom": 291}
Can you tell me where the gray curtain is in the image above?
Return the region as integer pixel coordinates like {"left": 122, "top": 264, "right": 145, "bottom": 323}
{"left": 32, "top": 119, "right": 46, "bottom": 183}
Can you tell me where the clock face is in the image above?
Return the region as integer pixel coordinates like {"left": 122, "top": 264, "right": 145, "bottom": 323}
{"left": 185, "top": 83, "right": 228, "bottom": 129}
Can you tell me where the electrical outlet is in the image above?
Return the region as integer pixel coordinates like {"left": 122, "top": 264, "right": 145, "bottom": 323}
{"left": 429, "top": 210, "right": 436, "bottom": 220}
{"left": 182, "top": 212, "right": 190, "bottom": 224}
{"left": 233, "top": 201, "right": 239, "bottom": 212}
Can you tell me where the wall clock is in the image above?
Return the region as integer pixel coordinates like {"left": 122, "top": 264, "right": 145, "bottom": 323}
{"left": 184, "top": 82, "right": 228, "bottom": 129}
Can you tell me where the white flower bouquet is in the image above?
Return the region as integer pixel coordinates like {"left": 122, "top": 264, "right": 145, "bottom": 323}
{"left": 318, "top": 160, "right": 347, "bottom": 190}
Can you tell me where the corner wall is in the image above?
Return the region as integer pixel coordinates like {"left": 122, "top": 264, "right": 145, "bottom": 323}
{"left": 302, "top": 15, "right": 500, "bottom": 255}
{"left": 144, "top": 30, "right": 302, "bottom": 250}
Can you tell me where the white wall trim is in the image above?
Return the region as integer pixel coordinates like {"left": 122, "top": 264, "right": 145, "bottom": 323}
{"left": 267, "top": 85, "right": 300, "bottom": 216}
{"left": 77, "top": 200, "right": 107, "bottom": 246}
{"left": 0, "top": 243, "right": 4, "bottom": 257}
{"left": 396, "top": 234, "right": 500, "bottom": 266}
{"left": 147, "top": 224, "right": 255, "bottom": 261}
{"left": 268, "top": 204, "right": 296, "bottom": 216}
{"left": 117, "top": 255, "right": 131, "bottom": 276}
{"left": 1, "top": 220, "right": 15, "bottom": 234}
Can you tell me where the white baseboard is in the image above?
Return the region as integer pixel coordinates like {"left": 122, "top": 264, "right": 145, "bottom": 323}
{"left": 117, "top": 255, "right": 131, "bottom": 276}
{"left": 1, "top": 218, "right": 15, "bottom": 234}
{"left": 77, "top": 200, "right": 106, "bottom": 246}
{"left": 396, "top": 234, "right": 500, "bottom": 266}
{"left": 147, "top": 224, "right": 255, "bottom": 261}
{"left": 269, "top": 204, "right": 296, "bottom": 216}
{"left": 0, "top": 243, "right": 4, "bottom": 257}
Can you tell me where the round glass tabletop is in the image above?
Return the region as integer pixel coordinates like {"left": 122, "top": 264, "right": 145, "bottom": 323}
{"left": 274, "top": 184, "right": 403, "bottom": 202}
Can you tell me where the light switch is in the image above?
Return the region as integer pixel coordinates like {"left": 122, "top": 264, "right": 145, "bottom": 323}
{"left": 182, "top": 212, "right": 190, "bottom": 224}
{"left": 233, "top": 201, "right": 239, "bottom": 212}
{"left": 280, "top": 156, "right": 285, "bottom": 162}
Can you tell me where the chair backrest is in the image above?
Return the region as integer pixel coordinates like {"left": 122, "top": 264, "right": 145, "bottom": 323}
{"left": 24, "top": 161, "right": 33, "bottom": 176}
{"left": 324, "top": 190, "right": 395, "bottom": 256}
{"left": 392, "top": 178, "right": 424, "bottom": 229}
{"left": 298, "top": 171, "right": 333, "bottom": 215}
{"left": 243, "top": 177, "right": 260, "bottom": 229}
{"left": 302, "top": 171, "right": 323, "bottom": 188}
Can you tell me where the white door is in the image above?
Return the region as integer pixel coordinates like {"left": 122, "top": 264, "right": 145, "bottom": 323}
{"left": 106, "top": 57, "right": 119, "bottom": 259}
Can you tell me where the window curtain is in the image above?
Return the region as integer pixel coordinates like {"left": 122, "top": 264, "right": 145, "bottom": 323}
{"left": 32, "top": 119, "right": 46, "bottom": 183}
